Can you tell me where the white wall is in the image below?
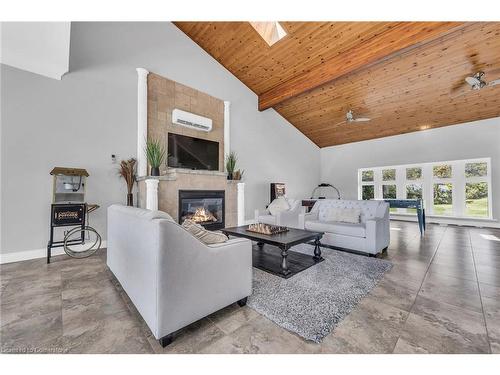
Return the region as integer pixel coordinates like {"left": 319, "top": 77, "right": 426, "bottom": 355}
{"left": 321, "top": 117, "right": 500, "bottom": 224}
{"left": 0, "top": 22, "right": 320, "bottom": 256}
{"left": 0, "top": 22, "right": 71, "bottom": 80}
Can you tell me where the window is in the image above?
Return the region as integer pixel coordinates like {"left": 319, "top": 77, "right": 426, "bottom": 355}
{"left": 382, "top": 169, "right": 396, "bottom": 181}
{"left": 360, "top": 169, "right": 375, "bottom": 200}
{"left": 465, "top": 162, "right": 487, "bottom": 177}
{"left": 362, "top": 185, "right": 374, "bottom": 200}
{"left": 362, "top": 170, "right": 374, "bottom": 182}
{"left": 381, "top": 169, "right": 396, "bottom": 205}
{"left": 382, "top": 184, "right": 396, "bottom": 199}
{"left": 466, "top": 182, "right": 488, "bottom": 217}
{"left": 406, "top": 183, "right": 422, "bottom": 214}
{"left": 465, "top": 162, "right": 489, "bottom": 218}
{"left": 406, "top": 184, "right": 422, "bottom": 200}
{"left": 406, "top": 167, "right": 422, "bottom": 180}
{"left": 433, "top": 183, "right": 453, "bottom": 216}
{"left": 358, "top": 158, "right": 492, "bottom": 219}
{"left": 433, "top": 165, "right": 452, "bottom": 178}
{"left": 249, "top": 22, "right": 287, "bottom": 46}
{"left": 432, "top": 163, "right": 453, "bottom": 215}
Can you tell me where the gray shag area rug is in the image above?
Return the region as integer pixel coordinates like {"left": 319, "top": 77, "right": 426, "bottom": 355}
{"left": 247, "top": 244, "right": 392, "bottom": 343}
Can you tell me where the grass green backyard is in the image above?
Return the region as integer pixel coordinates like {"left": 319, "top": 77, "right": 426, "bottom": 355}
{"left": 392, "top": 198, "right": 488, "bottom": 217}
{"left": 465, "top": 197, "right": 488, "bottom": 217}
{"left": 433, "top": 197, "right": 488, "bottom": 217}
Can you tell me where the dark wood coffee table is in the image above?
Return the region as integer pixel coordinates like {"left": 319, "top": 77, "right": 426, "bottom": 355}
{"left": 222, "top": 226, "right": 324, "bottom": 279}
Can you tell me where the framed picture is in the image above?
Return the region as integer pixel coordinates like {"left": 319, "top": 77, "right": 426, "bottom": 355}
{"left": 270, "top": 183, "right": 286, "bottom": 202}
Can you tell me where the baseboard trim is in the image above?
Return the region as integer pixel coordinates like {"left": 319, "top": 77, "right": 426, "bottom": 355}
{"left": 390, "top": 214, "right": 500, "bottom": 228}
{"left": 0, "top": 241, "right": 107, "bottom": 265}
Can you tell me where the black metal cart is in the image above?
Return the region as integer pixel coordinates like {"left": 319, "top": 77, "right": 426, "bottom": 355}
{"left": 46, "top": 167, "right": 101, "bottom": 263}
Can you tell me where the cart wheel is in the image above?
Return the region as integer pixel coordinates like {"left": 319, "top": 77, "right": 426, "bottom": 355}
{"left": 63, "top": 226, "right": 101, "bottom": 258}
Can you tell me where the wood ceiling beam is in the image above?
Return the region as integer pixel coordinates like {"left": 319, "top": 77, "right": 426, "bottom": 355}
{"left": 258, "top": 22, "right": 468, "bottom": 111}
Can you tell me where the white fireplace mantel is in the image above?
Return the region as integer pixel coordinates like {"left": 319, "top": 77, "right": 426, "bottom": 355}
{"left": 145, "top": 178, "right": 159, "bottom": 211}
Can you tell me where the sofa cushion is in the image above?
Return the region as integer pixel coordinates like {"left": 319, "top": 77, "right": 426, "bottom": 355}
{"left": 324, "top": 208, "right": 361, "bottom": 224}
{"left": 257, "top": 214, "right": 277, "bottom": 225}
{"left": 181, "top": 219, "right": 228, "bottom": 245}
{"left": 314, "top": 199, "right": 385, "bottom": 223}
{"left": 305, "top": 220, "right": 366, "bottom": 238}
{"left": 268, "top": 196, "right": 290, "bottom": 216}
{"left": 285, "top": 198, "right": 300, "bottom": 211}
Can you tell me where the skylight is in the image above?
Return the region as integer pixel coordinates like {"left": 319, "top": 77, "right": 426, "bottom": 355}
{"left": 249, "top": 22, "right": 287, "bottom": 46}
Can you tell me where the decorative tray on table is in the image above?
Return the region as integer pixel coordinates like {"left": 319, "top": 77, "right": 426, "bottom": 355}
{"left": 246, "top": 223, "right": 289, "bottom": 235}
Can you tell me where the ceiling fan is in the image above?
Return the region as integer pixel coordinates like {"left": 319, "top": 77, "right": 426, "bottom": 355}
{"left": 334, "top": 110, "right": 371, "bottom": 126}
{"left": 450, "top": 62, "right": 500, "bottom": 98}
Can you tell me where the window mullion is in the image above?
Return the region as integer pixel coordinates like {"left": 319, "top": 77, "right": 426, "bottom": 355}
{"left": 396, "top": 166, "right": 405, "bottom": 200}
{"left": 374, "top": 168, "right": 382, "bottom": 199}
{"left": 423, "top": 164, "right": 432, "bottom": 215}
{"left": 455, "top": 160, "right": 465, "bottom": 217}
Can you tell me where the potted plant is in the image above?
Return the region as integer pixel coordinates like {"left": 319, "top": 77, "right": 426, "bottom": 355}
{"left": 118, "top": 158, "right": 136, "bottom": 206}
{"left": 233, "top": 169, "right": 245, "bottom": 181}
{"left": 145, "top": 138, "right": 166, "bottom": 176}
{"left": 225, "top": 151, "right": 237, "bottom": 180}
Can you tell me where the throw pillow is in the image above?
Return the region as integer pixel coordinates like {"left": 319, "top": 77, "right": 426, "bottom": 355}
{"left": 325, "top": 208, "right": 361, "bottom": 224}
{"left": 286, "top": 198, "right": 300, "bottom": 211}
{"left": 267, "top": 196, "right": 290, "bottom": 216}
{"left": 182, "top": 219, "right": 228, "bottom": 245}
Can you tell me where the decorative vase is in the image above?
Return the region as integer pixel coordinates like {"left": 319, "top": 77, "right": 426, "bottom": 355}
{"left": 151, "top": 166, "right": 160, "bottom": 176}
{"left": 227, "top": 173, "right": 233, "bottom": 180}
{"left": 127, "top": 193, "right": 133, "bottom": 207}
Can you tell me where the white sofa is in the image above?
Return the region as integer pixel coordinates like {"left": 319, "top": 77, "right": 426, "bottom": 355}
{"left": 107, "top": 205, "right": 252, "bottom": 347}
{"left": 254, "top": 198, "right": 306, "bottom": 228}
{"left": 299, "top": 199, "right": 390, "bottom": 256}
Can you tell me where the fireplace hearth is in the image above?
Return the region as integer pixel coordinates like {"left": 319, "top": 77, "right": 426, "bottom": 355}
{"left": 179, "top": 190, "right": 225, "bottom": 230}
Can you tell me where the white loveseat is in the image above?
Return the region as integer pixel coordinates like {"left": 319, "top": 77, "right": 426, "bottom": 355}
{"left": 299, "top": 199, "right": 390, "bottom": 256}
{"left": 107, "top": 205, "right": 252, "bottom": 347}
{"left": 254, "top": 198, "right": 306, "bottom": 229}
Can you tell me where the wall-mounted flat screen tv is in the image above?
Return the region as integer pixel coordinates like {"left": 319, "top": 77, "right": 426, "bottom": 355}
{"left": 167, "top": 133, "right": 219, "bottom": 171}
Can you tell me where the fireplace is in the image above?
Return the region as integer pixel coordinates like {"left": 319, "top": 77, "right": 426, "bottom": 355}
{"left": 178, "top": 190, "right": 225, "bottom": 230}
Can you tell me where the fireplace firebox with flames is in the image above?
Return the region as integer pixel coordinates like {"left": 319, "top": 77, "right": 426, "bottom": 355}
{"left": 178, "top": 190, "right": 225, "bottom": 230}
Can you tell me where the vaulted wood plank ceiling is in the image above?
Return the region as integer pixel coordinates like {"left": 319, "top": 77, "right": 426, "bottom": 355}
{"left": 174, "top": 22, "right": 500, "bottom": 147}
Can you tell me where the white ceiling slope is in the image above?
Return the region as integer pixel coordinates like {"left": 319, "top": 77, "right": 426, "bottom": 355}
{"left": 0, "top": 22, "right": 71, "bottom": 80}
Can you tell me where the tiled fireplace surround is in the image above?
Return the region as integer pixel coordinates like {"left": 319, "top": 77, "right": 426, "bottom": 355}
{"left": 137, "top": 171, "right": 243, "bottom": 228}
{"left": 136, "top": 70, "right": 244, "bottom": 227}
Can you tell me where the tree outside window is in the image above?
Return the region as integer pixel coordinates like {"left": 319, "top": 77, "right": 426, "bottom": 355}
{"left": 433, "top": 165, "right": 452, "bottom": 178}
{"left": 382, "top": 169, "right": 396, "bottom": 181}
{"left": 382, "top": 184, "right": 396, "bottom": 199}
{"left": 433, "top": 183, "right": 453, "bottom": 216}
{"left": 359, "top": 159, "right": 490, "bottom": 219}
{"left": 362, "top": 185, "right": 374, "bottom": 200}
{"left": 362, "top": 170, "right": 374, "bottom": 182}
{"left": 406, "top": 167, "right": 422, "bottom": 180}
{"left": 406, "top": 184, "right": 422, "bottom": 214}
{"left": 465, "top": 182, "right": 488, "bottom": 217}
{"left": 465, "top": 162, "right": 487, "bottom": 177}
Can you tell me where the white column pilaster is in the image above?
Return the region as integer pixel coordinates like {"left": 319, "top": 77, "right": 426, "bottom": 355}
{"left": 223, "top": 101, "right": 231, "bottom": 171}
{"left": 136, "top": 68, "right": 149, "bottom": 177}
{"left": 237, "top": 182, "right": 245, "bottom": 225}
{"left": 145, "top": 178, "right": 159, "bottom": 211}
